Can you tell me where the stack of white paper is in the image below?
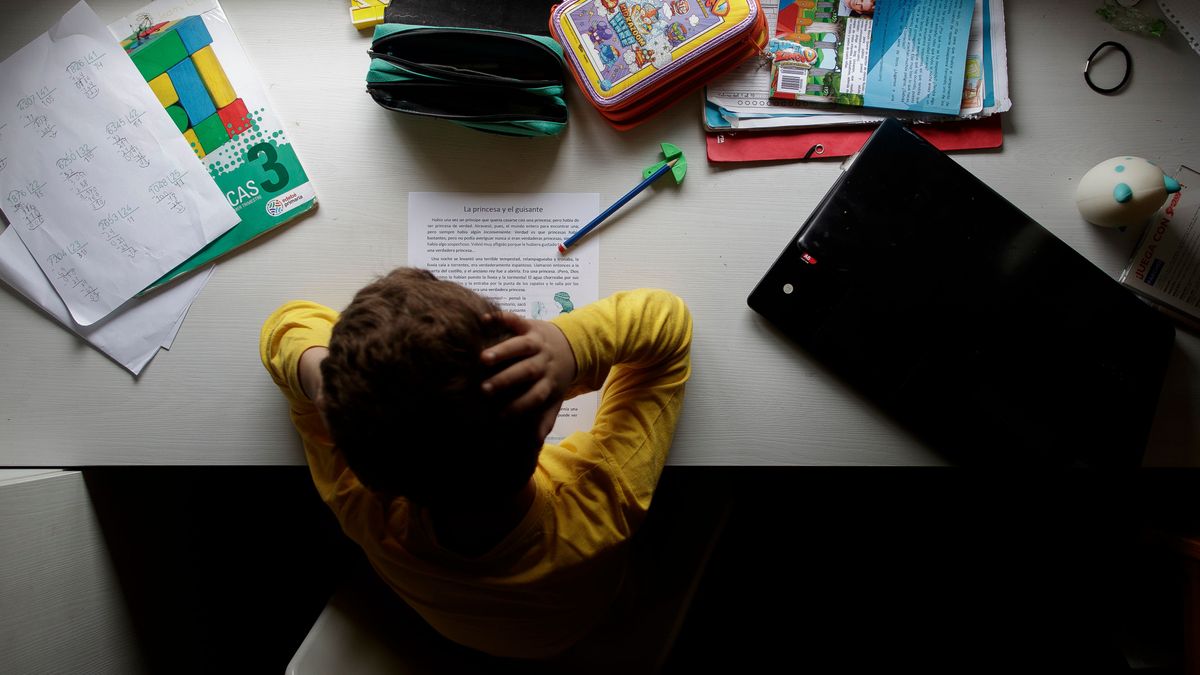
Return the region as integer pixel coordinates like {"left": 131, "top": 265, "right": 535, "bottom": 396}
{"left": 0, "top": 2, "right": 238, "bottom": 374}
{"left": 0, "top": 229, "right": 213, "bottom": 374}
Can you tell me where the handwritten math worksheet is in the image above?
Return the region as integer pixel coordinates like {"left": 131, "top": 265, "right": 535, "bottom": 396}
{"left": 0, "top": 1, "right": 236, "bottom": 326}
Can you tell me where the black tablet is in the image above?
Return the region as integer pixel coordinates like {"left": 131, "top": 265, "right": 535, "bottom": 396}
{"left": 748, "top": 119, "right": 1175, "bottom": 466}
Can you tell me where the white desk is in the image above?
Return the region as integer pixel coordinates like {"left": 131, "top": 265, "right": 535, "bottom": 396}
{"left": 1, "top": 0, "right": 1197, "bottom": 466}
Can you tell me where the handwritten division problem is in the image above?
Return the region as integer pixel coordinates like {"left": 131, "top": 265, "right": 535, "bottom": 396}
{"left": 0, "top": 2, "right": 236, "bottom": 325}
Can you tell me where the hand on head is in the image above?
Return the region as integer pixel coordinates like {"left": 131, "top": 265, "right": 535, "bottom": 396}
{"left": 480, "top": 312, "right": 577, "bottom": 442}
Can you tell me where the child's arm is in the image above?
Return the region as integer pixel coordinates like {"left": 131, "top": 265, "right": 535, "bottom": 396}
{"left": 472, "top": 289, "right": 691, "bottom": 535}
{"left": 481, "top": 290, "right": 691, "bottom": 407}
{"left": 550, "top": 289, "right": 692, "bottom": 396}
{"left": 553, "top": 289, "right": 693, "bottom": 525}
{"left": 299, "top": 346, "right": 330, "bottom": 403}
{"left": 261, "top": 302, "right": 365, "bottom": 514}
{"left": 260, "top": 301, "right": 338, "bottom": 414}
{"left": 486, "top": 290, "right": 692, "bottom": 527}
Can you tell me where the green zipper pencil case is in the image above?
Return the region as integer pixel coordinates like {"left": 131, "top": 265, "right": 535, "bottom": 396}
{"left": 366, "top": 24, "right": 568, "bottom": 137}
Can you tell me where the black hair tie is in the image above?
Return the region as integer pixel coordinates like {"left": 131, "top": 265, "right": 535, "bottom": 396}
{"left": 1084, "top": 41, "right": 1132, "bottom": 94}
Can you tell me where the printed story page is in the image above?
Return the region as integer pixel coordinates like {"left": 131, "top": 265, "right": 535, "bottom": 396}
{"left": 408, "top": 192, "right": 600, "bottom": 443}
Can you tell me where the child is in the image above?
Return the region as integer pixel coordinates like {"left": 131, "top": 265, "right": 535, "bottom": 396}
{"left": 259, "top": 268, "right": 692, "bottom": 659}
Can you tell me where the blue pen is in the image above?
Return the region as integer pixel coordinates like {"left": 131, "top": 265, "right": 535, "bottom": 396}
{"left": 558, "top": 158, "right": 680, "bottom": 254}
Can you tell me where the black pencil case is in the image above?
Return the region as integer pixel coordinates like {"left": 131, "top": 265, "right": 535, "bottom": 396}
{"left": 366, "top": 24, "right": 568, "bottom": 137}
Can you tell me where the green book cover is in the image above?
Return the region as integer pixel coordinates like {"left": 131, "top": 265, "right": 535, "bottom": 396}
{"left": 110, "top": 0, "right": 317, "bottom": 292}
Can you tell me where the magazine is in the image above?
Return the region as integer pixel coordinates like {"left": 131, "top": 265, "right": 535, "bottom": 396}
{"left": 1120, "top": 166, "right": 1200, "bottom": 325}
{"left": 108, "top": 0, "right": 317, "bottom": 291}
{"left": 704, "top": 0, "right": 1009, "bottom": 131}
{"left": 769, "top": 0, "right": 977, "bottom": 116}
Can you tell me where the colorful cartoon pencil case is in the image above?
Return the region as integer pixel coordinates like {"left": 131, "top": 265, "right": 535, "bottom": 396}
{"left": 366, "top": 24, "right": 569, "bottom": 137}
{"left": 549, "top": 0, "right": 768, "bottom": 130}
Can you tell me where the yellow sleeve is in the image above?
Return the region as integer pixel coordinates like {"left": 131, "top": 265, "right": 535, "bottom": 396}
{"left": 260, "top": 301, "right": 373, "bottom": 521}
{"left": 259, "top": 300, "right": 338, "bottom": 412}
{"left": 550, "top": 289, "right": 692, "bottom": 524}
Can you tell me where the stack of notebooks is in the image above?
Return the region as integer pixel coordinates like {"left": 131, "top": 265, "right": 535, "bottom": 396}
{"left": 705, "top": 0, "right": 1010, "bottom": 161}
{"left": 0, "top": 0, "right": 314, "bottom": 375}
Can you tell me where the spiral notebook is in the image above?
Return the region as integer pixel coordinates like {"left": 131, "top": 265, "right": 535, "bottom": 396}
{"left": 748, "top": 119, "right": 1175, "bottom": 467}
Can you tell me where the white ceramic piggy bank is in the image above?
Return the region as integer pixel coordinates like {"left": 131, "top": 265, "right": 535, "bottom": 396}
{"left": 1076, "top": 156, "right": 1181, "bottom": 228}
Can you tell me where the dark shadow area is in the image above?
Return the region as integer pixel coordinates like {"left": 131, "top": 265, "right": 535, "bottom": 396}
{"left": 83, "top": 467, "right": 361, "bottom": 674}
{"left": 664, "top": 468, "right": 1197, "bottom": 674}
{"left": 287, "top": 467, "right": 730, "bottom": 675}
{"left": 78, "top": 466, "right": 1197, "bottom": 673}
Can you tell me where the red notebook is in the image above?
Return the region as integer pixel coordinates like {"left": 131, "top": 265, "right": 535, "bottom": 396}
{"left": 707, "top": 114, "right": 1003, "bottom": 162}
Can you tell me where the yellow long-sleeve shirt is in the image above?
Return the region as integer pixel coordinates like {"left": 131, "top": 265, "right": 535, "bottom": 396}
{"left": 260, "top": 289, "right": 691, "bottom": 658}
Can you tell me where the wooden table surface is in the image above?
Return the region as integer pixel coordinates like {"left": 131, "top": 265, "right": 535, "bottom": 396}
{"left": 1, "top": 0, "right": 1198, "bottom": 465}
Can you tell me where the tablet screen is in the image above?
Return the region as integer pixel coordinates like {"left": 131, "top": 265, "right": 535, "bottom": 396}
{"left": 748, "top": 120, "right": 1174, "bottom": 466}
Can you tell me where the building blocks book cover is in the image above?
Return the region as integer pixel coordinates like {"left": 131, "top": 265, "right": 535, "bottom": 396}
{"left": 110, "top": 0, "right": 317, "bottom": 290}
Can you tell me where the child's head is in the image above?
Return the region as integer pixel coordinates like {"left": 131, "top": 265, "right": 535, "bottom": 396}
{"left": 319, "top": 268, "right": 540, "bottom": 507}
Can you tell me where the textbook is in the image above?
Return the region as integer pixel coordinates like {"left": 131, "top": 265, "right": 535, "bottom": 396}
{"left": 1120, "top": 166, "right": 1200, "bottom": 325}
{"left": 770, "top": 0, "right": 978, "bottom": 116}
{"left": 110, "top": 0, "right": 317, "bottom": 291}
{"left": 706, "top": 0, "right": 1009, "bottom": 132}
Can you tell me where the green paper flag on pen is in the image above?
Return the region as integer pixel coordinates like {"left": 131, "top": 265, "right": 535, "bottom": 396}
{"left": 642, "top": 142, "right": 688, "bottom": 183}
{"left": 558, "top": 142, "right": 687, "bottom": 254}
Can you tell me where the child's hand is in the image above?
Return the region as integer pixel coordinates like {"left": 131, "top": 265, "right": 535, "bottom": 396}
{"left": 480, "top": 313, "right": 577, "bottom": 423}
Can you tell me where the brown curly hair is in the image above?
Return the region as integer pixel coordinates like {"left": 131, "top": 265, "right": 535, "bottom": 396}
{"left": 319, "top": 268, "right": 537, "bottom": 507}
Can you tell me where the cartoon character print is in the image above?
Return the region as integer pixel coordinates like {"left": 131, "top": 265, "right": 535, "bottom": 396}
{"left": 665, "top": 21, "right": 688, "bottom": 45}
{"left": 577, "top": 0, "right": 722, "bottom": 89}
{"left": 585, "top": 21, "right": 615, "bottom": 45}
{"left": 631, "top": 46, "right": 656, "bottom": 67}
{"left": 631, "top": 3, "right": 659, "bottom": 32}
{"left": 599, "top": 43, "right": 621, "bottom": 65}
